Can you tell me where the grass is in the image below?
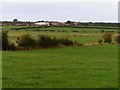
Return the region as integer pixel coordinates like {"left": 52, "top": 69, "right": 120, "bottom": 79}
{"left": 2, "top": 26, "right": 118, "bottom": 44}
{"left": 2, "top": 26, "right": 119, "bottom": 88}
{"left": 2, "top": 44, "right": 118, "bottom": 88}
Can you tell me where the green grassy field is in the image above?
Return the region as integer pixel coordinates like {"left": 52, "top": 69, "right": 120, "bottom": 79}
{"left": 2, "top": 44, "right": 118, "bottom": 88}
{"left": 2, "top": 26, "right": 118, "bottom": 44}
{"left": 2, "top": 26, "right": 119, "bottom": 88}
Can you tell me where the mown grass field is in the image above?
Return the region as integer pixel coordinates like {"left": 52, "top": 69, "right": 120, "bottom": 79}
{"left": 2, "top": 44, "right": 118, "bottom": 88}
{"left": 2, "top": 26, "right": 119, "bottom": 88}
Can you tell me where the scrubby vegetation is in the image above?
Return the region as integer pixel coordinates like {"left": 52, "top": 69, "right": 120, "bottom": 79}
{"left": 2, "top": 31, "right": 9, "bottom": 50}
{"left": 102, "top": 33, "right": 112, "bottom": 43}
{"left": 16, "top": 34, "right": 79, "bottom": 50}
{"left": 2, "top": 31, "right": 16, "bottom": 51}
{"left": 16, "top": 34, "right": 36, "bottom": 50}
{"left": 115, "top": 34, "right": 120, "bottom": 43}
{"left": 2, "top": 26, "right": 119, "bottom": 51}
{"left": 36, "top": 35, "right": 59, "bottom": 48}
{"left": 2, "top": 31, "right": 80, "bottom": 50}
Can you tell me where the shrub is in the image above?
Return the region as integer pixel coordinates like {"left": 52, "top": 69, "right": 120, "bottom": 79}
{"left": 101, "top": 29, "right": 105, "bottom": 33}
{"left": 59, "top": 38, "right": 73, "bottom": 46}
{"left": 37, "top": 35, "right": 75, "bottom": 48}
{"left": 103, "top": 33, "right": 112, "bottom": 43}
{"left": 115, "top": 34, "right": 120, "bottom": 43}
{"left": 16, "top": 34, "right": 36, "bottom": 49}
{"left": 8, "top": 43, "right": 16, "bottom": 51}
{"left": 37, "top": 35, "right": 51, "bottom": 48}
{"left": 51, "top": 37, "right": 59, "bottom": 47}
{"left": 98, "top": 39, "right": 102, "bottom": 44}
{"left": 37, "top": 35, "right": 60, "bottom": 48}
{"left": 2, "top": 31, "right": 9, "bottom": 50}
{"left": 117, "top": 31, "right": 120, "bottom": 34}
{"left": 2, "top": 33, "right": 79, "bottom": 50}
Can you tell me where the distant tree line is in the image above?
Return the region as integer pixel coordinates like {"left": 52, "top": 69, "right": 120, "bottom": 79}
{"left": 1, "top": 19, "right": 119, "bottom": 27}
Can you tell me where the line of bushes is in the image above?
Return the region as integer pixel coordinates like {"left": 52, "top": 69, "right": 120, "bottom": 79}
{"left": 11, "top": 26, "right": 49, "bottom": 30}
{"left": 2, "top": 31, "right": 81, "bottom": 51}
{"left": 1, "top": 31, "right": 120, "bottom": 51}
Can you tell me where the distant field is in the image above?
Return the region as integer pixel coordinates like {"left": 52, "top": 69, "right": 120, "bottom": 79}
{"left": 2, "top": 44, "right": 118, "bottom": 88}
{"left": 2, "top": 26, "right": 118, "bottom": 44}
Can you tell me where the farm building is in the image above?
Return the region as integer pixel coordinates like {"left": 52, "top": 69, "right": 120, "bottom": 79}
{"left": 50, "top": 21, "right": 60, "bottom": 26}
{"left": 73, "top": 22, "right": 81, "bottom": 26}
{"left": 35, "top": 21, "right": 50, "bottom": 26}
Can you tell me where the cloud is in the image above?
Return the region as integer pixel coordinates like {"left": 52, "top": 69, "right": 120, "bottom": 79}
{"left": 1, "top": 2, "right": 118, "bottom": 22}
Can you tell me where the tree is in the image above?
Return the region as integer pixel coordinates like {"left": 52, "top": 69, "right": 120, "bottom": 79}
{"left": 66, "top": 20, "right": 74, "bottom": 26}
{"left": 66, "top": 20, "right": 71, "bottom": 24}
{"left": 27, "top": 21, "right": 32, "bottom": 26}
{"left": 13, "top": 19, "right": 18, "bottom": 26}
{"left": 13, "top": 19, "right": 18, "bottom": 22}
{"left": 2, "top": 31, "right": 9, "bottom": 50}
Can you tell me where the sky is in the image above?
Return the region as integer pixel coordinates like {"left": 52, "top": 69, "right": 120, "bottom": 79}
{"left": 0, "top": 0, "right": 119, "bottom": 22}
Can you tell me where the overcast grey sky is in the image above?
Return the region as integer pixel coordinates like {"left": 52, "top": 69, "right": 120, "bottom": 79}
{"left": 1, "top": 1, "right": 118, "bottom": 22}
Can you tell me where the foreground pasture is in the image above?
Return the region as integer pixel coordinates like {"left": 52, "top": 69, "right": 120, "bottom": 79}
{"left": 2, "top": 44, "right": 118, "bottom": 88}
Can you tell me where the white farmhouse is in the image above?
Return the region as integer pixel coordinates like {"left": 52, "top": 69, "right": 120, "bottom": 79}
{"left": 35, "top": 22, "right": 50, "bottom": 26}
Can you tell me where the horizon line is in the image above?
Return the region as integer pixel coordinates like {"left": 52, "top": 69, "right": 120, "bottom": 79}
{"left": 0, "top": 20, "right": 118, "bottom": 23}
